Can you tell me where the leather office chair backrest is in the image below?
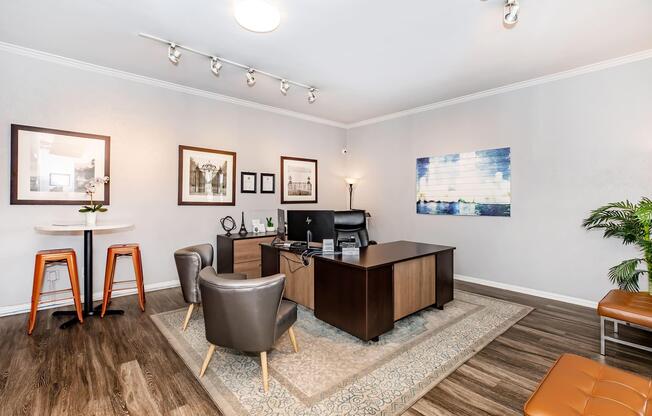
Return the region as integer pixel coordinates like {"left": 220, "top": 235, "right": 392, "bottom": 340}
{"left": 199, "top": 267, "right": 286, "bottom": 353}
{"left": 334, "top": 210, "right": 372, "bottom": 247}
{"left": 174, "top": 244, "right": 214, "bottom": 304}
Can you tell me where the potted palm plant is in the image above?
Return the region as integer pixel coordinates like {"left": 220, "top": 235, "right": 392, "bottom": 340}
{"left": 582, "top": 197, "right": 652, "bottom": 294}
{"left": 79, "top": 176, "right": 110, "bottom": 226}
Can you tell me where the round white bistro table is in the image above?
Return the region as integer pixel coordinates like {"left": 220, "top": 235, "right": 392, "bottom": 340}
{"left": 34, "top": 223, "right": 133, "bottom": 329}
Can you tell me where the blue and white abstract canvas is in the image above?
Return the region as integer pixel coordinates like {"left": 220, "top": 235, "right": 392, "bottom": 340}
{"left": 416, "top": 147, "right": 511, "bottom": 217}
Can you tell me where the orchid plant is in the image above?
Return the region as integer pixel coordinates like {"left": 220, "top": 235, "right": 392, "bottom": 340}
{"left": 79, "top": 176, "right": 110, "bottom": 213}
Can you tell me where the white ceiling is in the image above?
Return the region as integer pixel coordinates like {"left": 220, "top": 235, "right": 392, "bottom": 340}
{"left": 1, "top": 0, "right": 651, "bottom": 125}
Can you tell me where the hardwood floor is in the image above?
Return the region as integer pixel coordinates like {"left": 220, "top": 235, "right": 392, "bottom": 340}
{"left": 0, "top": 282, "right": 650, "bottom": 415}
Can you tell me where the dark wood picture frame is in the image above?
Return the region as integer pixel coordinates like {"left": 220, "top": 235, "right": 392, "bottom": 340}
{"left": 10, "top": 124, "right": 111, "bottom": 205}
{"left": 280, "top": 156, "right": 318, "bottom": 204}
{"left": 241, "top": 171, "right": 257, "bottom": 193}
{"left": 260, "top": 173, "right": 275, "bottom": 194}
{"left": 178, "top": 145, "right": 237, "bottom": 206}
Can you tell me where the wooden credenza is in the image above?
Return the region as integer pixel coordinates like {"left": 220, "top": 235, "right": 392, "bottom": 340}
{"left": 216, "top": 232, "right": 277, "bottom": 278}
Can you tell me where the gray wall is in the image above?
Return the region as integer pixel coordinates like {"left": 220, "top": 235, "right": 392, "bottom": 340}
{"left": 0, "top": 51, "right": 347, "bottom": 313}
{"left": 347, "top": 58, "right": 652, "bottom": 304}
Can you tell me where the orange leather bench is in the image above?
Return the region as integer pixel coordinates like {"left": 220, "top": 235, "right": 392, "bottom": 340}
{"left": 598, "top": 290, "right": 652, "bottom": 355}
{"left": 524, "top": 354, "right": 651, "bottom": 416}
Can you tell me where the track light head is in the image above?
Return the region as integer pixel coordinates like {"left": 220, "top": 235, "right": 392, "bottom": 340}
{"left": 168, "top": 43, "right": 181, "bottom": 65}
{"left": 246, "top": 69, "right": 256, "bottom": 87}
{"left": 210, "top": 57, "right": 223, "bottom": 76}
{"left": 503, "top": 0, "right": 519, "bottom": 25}
{"left": 280, "top": 79, "right": 290, "bottom": 95}
{"left": 308, "top": 88, "right": 317, "bottom": 104}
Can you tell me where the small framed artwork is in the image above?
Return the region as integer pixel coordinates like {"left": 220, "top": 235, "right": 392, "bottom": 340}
{"left": 280, "top": 156, "right": 318, "bottom": 204}
{"left": 178, "top": 145, "right": 236, "bottom": 206}
{"left": 241, "top": 172, "right": 257, "bottom": 193}
{"left": 10, "top": 124, "right": 110, "bottom": 205}
{"left": 260, "top": 173, "right": 275, "bottom": 194}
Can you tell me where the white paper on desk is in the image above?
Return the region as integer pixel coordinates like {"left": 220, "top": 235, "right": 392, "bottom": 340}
{"left": 341, "top": 247, "right": 360, "bottom": 256}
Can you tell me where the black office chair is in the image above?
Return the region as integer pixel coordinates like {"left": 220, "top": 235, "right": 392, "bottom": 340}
{"left": 334, "top": 210, "right": 376, "bottom": 248}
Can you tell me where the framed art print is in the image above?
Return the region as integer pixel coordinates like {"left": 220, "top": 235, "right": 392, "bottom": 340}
{"left": 178, "top": 145, "right": 236, "bottom": 205}
{"left": 10, "top": 124, "right": 110, "bottom": 205}
{"left": 260, "top": 173, "right": 275, "bottom": 194}
{"left": 241, "top": 171, "right": 257, "bottom": 193}
{"left": 280, "top": 156, "right": 318, "bottom": 204}
{"left": 416, "top": 147, "right": 511, "bottom": 217}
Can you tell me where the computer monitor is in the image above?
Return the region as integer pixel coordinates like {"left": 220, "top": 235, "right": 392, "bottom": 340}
{"left": 287, "top": 210, "right": 335, "bottom": 245}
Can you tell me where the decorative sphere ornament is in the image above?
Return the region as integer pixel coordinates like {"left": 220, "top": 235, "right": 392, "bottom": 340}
{"left": 220, "top": 216, "right": 237, "bottom": 237}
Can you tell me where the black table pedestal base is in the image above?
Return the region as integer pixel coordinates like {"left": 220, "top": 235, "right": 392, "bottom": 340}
{"left": 53, "top": 304, "right": 124, "bottom": 329}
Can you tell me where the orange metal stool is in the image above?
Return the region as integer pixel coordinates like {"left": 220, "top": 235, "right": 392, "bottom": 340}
{"left": 101, "top": 244, "right": 146, "bottom": 317}
{"left": 28, "top": 249, "right": 84, "bottom": 335}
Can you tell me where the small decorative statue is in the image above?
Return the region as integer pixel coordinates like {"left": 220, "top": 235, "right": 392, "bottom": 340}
{"left": 79, "top": 176, "right": 110, "bottom": 226}
{"left": 220, "top": 216, "right": 236, "bottom": 237}
{"left": 238, "top": 211, "right": 248, "bottom": 236}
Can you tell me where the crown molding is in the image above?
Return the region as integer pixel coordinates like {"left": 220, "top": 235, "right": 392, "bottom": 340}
{"left": 0, "top": 41, "right": 347, "bottom": 129}
{"left": 347, "top": 48, "right": 652, "bottom": 129}
{"left": 2, "top": 41, "right": 651, "bottom": 130}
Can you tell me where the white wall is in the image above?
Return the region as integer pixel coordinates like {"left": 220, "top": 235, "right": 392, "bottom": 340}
{"left": 347, "top": 58, "right": 652, "bottom": 304}
{"left": 0, "top": 51, "right": 347, "bottom": 314}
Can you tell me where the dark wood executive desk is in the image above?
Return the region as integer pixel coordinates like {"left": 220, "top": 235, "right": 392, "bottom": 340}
{"left": 261, "top": 241, "right": 455, "bottom": 342}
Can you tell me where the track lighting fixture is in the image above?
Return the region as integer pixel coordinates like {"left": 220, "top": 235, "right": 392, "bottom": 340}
{"left": 503, "top": 0, "right": 519, "bottom": 25}
{"left": 308, "top": 88, "right": 317, "bottom": 104}
{"left": 210, "top": 57, "right": 223, "bottom": 76}
{"left": 168, "top": 43, "right": 181, "bottom": 65}
{"left": 140, "top": 33, "right": 319, "bottom": 104}
{"left": 246, "top": 69, "right": 256, "bottom": 87}
{"left": 280, "top": 79, "right": 290, "bottom": 95}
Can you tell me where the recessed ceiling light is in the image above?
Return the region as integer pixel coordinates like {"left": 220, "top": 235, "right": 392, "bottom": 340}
{"left": 234, "top": 0, "right": 280, "bottom": 33}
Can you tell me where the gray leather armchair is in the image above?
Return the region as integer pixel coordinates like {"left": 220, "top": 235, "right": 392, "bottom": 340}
{"left": 174, "top": 244, "right": 218, "bottom": 331}
{"left": 197, "top": 267, "right": 299, "bottom": 393}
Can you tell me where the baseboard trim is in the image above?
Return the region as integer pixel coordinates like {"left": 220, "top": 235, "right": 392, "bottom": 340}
{"left": 455, "top": 274, "right": 598, "bottom": 309}
{"left": 0, "top": 279, "right": 180, "bottom": 318}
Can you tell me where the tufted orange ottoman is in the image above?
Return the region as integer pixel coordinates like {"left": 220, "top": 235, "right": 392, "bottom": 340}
{"left": 524, "top": 354, "right": 651, "bottom": 416}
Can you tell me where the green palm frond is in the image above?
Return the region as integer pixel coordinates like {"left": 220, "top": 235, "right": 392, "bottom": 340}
{"left": 583, "top": 197, "right": 652, "bottom": 292}
{"left": 635, "top": 201, "right": 652, "bottom": 224}
{"left": 608, "top": 258, "right": 646, "bottom": 292}
{"left": 582, "top": 199, "right": 648, "bottom": 245}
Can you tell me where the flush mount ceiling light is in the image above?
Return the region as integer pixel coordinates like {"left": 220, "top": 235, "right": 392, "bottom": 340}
{"left": 234, "top": 0, "right": 281, "bottom": 33}
{"left": 140, "top": 33, "right": 319, "bottom": 103}
{"left": 210, "top": 57, "right": 223, "bottom": 76}
{"left": 168, "top": 43, "right": 181, "bottom": 64}
{"left": 503, "top": 0, "right": 520, "bottom": 25}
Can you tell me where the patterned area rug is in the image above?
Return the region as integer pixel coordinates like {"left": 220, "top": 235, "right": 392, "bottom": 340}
{"left": 151, "top": 290, "right": 532, "bottom": 415}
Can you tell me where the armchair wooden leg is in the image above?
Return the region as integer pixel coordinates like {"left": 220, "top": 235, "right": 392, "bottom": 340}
{"left": 288, "top": 327, "right": 299, "bottom": 353}
{"left": 199, "top": 344, "right": 216, "bottom": 378}
{"left": 260, "top": 351, "right": 269, "bottom": 393}
{"left": 182, "top": 303, "right": 196, "bottom": 331}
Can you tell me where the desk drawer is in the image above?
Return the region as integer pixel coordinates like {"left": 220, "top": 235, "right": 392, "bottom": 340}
{"left": 233, "top": 237, "right": 275, "bottom": 263}
{"left": 234, "top": 260, "right": 263, "bottom": 278}
{"left": 393, "top": 255, "right": 436, "bottom": 321}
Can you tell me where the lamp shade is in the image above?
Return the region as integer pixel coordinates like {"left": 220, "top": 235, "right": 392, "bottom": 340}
{"left": 345, "top": 177, "right": 358, "bottom": 185}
